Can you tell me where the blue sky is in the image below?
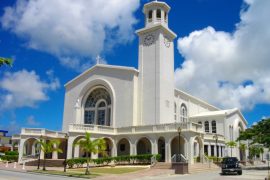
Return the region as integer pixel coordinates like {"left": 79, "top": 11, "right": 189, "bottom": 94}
{"left": 0, "top": 0, "right": 269, "bottom": 135}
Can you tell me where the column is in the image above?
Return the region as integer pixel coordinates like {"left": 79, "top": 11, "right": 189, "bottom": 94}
{"left": 67, "top": 137, "right": 74, "bottom": 159}
{"left": 18, "top": 139, "right": 26, "bottom": 163}
{"left": 74, "top": 145, "right": 80, "bottom": 158}
{"left": 152, "top": 139, "right": 158, "bottom": 154}
{"left": 214, "top": 145, "right": 217, "bottom": 157}
{"left": 91, "top": 152, "right": 98, "bottom": 159}
{"left": 208, "top": 144, "right": 211, "bottom": 157}
{"left": 112, "top": 140, "right": 117, "bottom": 157}
{"left": 188, "top": 137, "right": 193, "bottom": 164}
{"left": 165, "top": 140, "right": 171, "bottom": 162}
{"left": 52, "top": 143, "right": 58, "bottom": 159}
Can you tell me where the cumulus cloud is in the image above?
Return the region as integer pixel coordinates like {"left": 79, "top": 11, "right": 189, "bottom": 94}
{"left": 175, "top": 0, "right": 270, "bottom": 110}
{"left": 26, "top": 115, "right": 40, "bottom": 126}
{"left": 0, "top": 69, "right": 60, "bottom": 110}
{"left": 1, "top": 0, "right": 140, "bottom": 71}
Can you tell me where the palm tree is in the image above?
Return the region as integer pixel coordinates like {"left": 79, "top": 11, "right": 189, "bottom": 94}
{"left": 75, "top": 132, "right": 106, "bottom": 175}
{"left": 0, "top": 57, "right": 13, "bottom": 67}
{"left": 226, "top": 141, "right": 237, "bottom": 157}
{"left": 37, "top": 138, "right": 63, "bottom": 171}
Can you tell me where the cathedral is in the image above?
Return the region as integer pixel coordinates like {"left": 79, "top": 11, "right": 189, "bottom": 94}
{"left": 15, "top": 1, "right": 247, "bottom": 165}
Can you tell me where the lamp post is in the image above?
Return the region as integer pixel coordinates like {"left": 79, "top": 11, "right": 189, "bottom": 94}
{"left": 213, "top": 134, "right": 218, "bottom": 163}
{"left": 37, "top": 135, "right": 43, "bottom": 170}
{"left": 64, "top": 134, "right": 69, "bottom": 172}
{"left": 178, "top": 127, "right": 182, "bottom": 162}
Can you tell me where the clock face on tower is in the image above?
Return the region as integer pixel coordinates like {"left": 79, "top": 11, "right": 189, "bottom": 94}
{"left": 144, "top": 34, "right": 155, "bottom": 46}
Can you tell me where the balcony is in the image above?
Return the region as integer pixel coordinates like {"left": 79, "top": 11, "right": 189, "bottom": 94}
{"left": 21, "top": 128, "right": 66, "bottom": 138}
{"left": 68, "top": 122, "right": 204, "bottom": 135}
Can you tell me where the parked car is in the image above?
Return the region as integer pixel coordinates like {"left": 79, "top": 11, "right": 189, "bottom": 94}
{"left": 221, "top": 157, "right": 242, "bottom": 175}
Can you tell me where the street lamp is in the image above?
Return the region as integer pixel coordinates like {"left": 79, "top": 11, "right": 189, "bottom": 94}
{"left": 178, "top": 127, "right": 182, "bottom": 162}
{"left": 37, "top": 135, "right": 42, "bottom": 170}
{"left": 213, "top": 134, "right": 218, "bottom": 162}
{"left": 64, "top": 134, "right": 69, "bottom": 172}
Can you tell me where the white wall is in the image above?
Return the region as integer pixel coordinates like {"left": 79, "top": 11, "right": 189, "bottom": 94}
{"left": 62, "top": 66, "right": 138, "bottom": 132}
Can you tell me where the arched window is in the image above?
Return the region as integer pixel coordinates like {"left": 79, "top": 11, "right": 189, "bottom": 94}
{"left": 174, "top": 103, "right": 177, "bottom": 121}
{"left": 205, "top": 121, "right": 209, "bottom": 133}
{"left": 156, "top": 9, "right": 161, "bottom": 19}
{"left": 148, "top": 10, "right": 153, "bottom": 20}
{"left": 180, "top": 104, "right": 187, "bottom": 122}
{"left": 211, "top": 120, "right": 217, "bottom": 133}
{"left": 84, "top": 88, "right": 111, "bottom": 126}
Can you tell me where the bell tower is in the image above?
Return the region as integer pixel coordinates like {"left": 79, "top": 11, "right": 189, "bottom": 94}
{"left": 136, "top": 1, "right": 177, "bottom": 125}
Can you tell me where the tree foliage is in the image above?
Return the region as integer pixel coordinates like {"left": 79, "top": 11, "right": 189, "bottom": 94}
{"left": 37, "top": 138, "right": 63, "bottom": 170}
{"left": 226, "top": 141, "right": 237, "bottom": 157}
{"left": 75, "top": 132, "right": 106, "bottom": 175}
{"left": 237, "top": 118, "right": 270, "bottom": 148}
{"left": 0, "top": 57, "right": 13, "bottom": 67}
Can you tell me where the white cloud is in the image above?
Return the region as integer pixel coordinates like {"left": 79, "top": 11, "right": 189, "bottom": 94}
{"left": 1, "top": 0, "right": 140, "bottom": 71}
{"left": 0, "top": 69, "right": 60, "bottom": 110}
{"left": 175, "top": 0, "right": 270, "bottom": 110}
{"left": 26, "top": 115, "right": 40, "bottom": 126}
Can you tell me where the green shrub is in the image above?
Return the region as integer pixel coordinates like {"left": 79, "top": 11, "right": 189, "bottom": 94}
{"left": 5, "top": 151, "right": 19, "bottom": 156}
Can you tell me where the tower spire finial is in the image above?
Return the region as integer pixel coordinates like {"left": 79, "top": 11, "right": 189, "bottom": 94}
{"left": 96, "top": 55, "right": 101, "bottom": 64}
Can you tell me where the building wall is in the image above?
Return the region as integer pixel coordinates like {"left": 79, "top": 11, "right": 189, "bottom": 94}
{"left": 62, "top": 66, "right": 138, "bottom": 132}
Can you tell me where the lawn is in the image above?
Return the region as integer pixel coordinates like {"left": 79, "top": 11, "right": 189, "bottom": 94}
{"left": 70, "top": 167, "right": 146, "bottom": 174}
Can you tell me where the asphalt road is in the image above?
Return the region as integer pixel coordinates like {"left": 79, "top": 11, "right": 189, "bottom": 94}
{"left": 136, "top": 170, "right": 269, "bottom": 180}
{"left": 0, "top": 170, "right": 79, "bottom": 180}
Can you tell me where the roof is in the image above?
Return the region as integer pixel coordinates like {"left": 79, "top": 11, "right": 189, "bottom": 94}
{"left": 190, "top": 108, "right": 248, "bottom": 125}
{"left": 175, "top": 88, "right": 220, "bottom": 111}
{"left": 143, "top": 1, "right": 171, "bottom": 13}
{"left": 136, "top": 24, "right": 177, "bottom": 39}
{"left": 65, "top": 64, "right": 139, "bottom": 87}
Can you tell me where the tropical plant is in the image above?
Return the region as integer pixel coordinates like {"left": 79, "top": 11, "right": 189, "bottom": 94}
{"left": 249, "top": 145, "right": 261, "bottom": 160}
{"left": 237, "top": 118, "right": 270, "bottom": 148}
{"left": 226, "top": 141, "right": 237, "bottom": 157}
{"left": 0, "top": 57, "right": 13, "bottom": 67}
{"left": 75, "top": 132, "right": 106, "bottom": 175}
{"left": 37, "top": 138, "right": 63, "bottom": 170}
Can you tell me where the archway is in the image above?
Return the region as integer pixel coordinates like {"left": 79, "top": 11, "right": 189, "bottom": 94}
{"left": 117, "top": 138, "right": 130, "bottom": 156}
{"left": 58, "top": 139, "right": 67, "bottom": 159}
{"left": 238, "top": 122, "right": 245, "bottom": 161}
{"left": 171, "top": 136, "right": 186, "bottom": 158}
{"left": 102, "top": 138, "right": 113, "bottom": 157}
{"left": 23, "top": 138, "right": 39, "bottom": 157}
{"left": 72, "top": 136, "right": 88, "bottom": 158}
{"left": 137, "top": 137, "right": 151, "bottom": 155}
{"left": 158, "top": 137, "right": 165, "bottom": 162}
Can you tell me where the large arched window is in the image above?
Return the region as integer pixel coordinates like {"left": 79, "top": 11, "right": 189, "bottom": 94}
{"left": 180, "top": 104, "right": 187, "bottom": 122}
{"left": 84, "top": 88, "right": 111, "bottom": 126}
{"left": 205, "top": 121, "right": 209, "bottom": 133}
{"left": 211, "top": 120, "right": 217, "bottom": 133}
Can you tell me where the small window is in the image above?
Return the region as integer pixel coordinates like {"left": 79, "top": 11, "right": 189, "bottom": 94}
{"left": 164, "top": 12, "right": 167, "bottom": 21}
{"left": 148, "top": 10, "right": 153, "bottom": 19}
{"left": 212, "top": 120, "right": 217, "bottom": 133}
{"left": 157, "top": 9, "right": 161, "bottom": 19}
{"left": 198, "top": 121, "right": 202, "bottom": 124}
{"left": 174, "top": 103, "right": 177, "bottom": 120}
{"left": 205, "top": 121, "right": 209, "bottom": 133}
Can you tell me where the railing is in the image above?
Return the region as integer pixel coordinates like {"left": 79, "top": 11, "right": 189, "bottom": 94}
{"left": 171, "top": 154, "right": 188, "bottom": 163}
{"left": 68, "top": 122, "right": 204, "bottom": 135}
{"left": 202, "top": 155, "right": 212, "bottom": 167}
{"left": 21, "top": 128, "right": 66, "bottom": 138}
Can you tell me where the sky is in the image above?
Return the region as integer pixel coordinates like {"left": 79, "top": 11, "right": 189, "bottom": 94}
{"left": 0, "top": 0, "right": 269, "bottom": 135}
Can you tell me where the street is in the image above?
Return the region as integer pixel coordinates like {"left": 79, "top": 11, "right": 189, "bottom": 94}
{"left": 0, "top": 170, "right": 79, "bottom": 180}
{"left": 136, "top": 170, "right": 269, "bottom": 180}
{"left": 0, "top": 169, "right": 269, "bottom": 180}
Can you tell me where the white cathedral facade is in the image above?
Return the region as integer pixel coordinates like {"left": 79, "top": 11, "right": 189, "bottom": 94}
{"left": 16, "top": 1, "right": 248, "bottom": 164}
